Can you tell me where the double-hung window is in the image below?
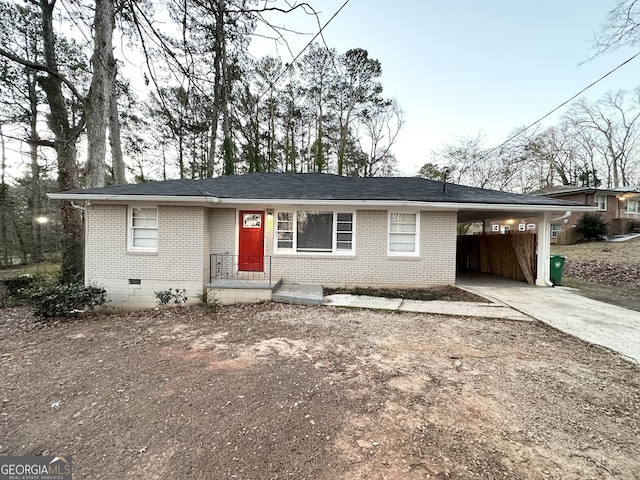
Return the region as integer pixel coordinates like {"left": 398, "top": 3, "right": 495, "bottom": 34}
{"left": 626, "top": 199, "right": 639, "bottom": 214}
{"left": 275, "top": 211, "right": 354, "bottom": 254}
{"left": 388, "top": 212, "right": 419, "bottom": 255}
{"left": 129, "top": 207, "right": 158, "bottom": 250}
{"left": 595, "top": 194, "right": 607, "bottom": 211}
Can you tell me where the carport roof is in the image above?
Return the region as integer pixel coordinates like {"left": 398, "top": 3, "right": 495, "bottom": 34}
{"left": 49, "top": 173, "right": 589, "bottom": 210}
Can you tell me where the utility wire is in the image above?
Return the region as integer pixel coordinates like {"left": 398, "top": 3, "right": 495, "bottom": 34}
{"left": 484, "top": 50, "right": 640, "bottom": 157}
{"left": 256, "top": 0, "right": 351, "bottom": 102}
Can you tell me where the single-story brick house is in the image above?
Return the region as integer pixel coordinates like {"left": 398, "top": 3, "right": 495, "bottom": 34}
{"left": 490, "top": 185, "right": 640, "bottom": 242}
{"left": 49, "top": 173, "right": 593, "bottom": 309}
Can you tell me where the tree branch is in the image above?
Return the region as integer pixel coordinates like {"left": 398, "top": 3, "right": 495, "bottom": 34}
{"left": 0, "top": 46, "right": 85, "bottom": 102}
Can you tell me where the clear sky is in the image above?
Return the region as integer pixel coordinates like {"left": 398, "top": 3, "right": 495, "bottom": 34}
{"left": 253, "top": 0, "right": 640, "bottom": 175}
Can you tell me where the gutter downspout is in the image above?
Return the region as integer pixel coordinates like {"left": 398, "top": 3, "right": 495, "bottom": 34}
{"left": 70, "top": 201, "right": 87, "bottom": 212}
{"left": 550, "top": 210, "right": 571, "bottom": 224}
{"left": 535, "top": 210, "right": 571, "bottom": 287}
{"left": 70, "top": 201, "right": 88, "bottom": 285}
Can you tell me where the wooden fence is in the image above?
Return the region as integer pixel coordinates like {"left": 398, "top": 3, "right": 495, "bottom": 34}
{"left": 457, "top": 233, "right": 537, "bottom": 285}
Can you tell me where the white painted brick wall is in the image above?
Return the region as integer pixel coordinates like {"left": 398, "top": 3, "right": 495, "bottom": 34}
{"left": 268, "top": 210, "right": 457, "bottom": 287}
{"left": 86, "top": 204, "right": 208, "bottom": 309}
{"left": 86, "top": 204, "right": 458, "bottom": 308}
{"left": 209, "top": 208, "right": 236, "bottom": 254}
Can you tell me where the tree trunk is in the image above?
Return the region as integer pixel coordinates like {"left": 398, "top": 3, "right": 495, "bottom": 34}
{"left": 206, "top": 0, "right": 224, "bottom": 178}
{"left": 0, "top": 123, "right": 9, "bottom": 267}
{"left": 217, "top": 0, "right": 234, "bottom": 175}
{"left": 268, "top": 95, "right": 275, "bottom": 172}
{"left": 109, "top": 67, "right": 126, "bottom": 184}
{"left": 28, "top": 72, "right": 43, "bottom": 262}
{"left": 606, "top": 140, "right": 620, "bottom": 187}
{"left": 85, "top": 0, "right": 115, "bottom": 188}
{"left": 337, "top": 105, "right": 354, "bottom": 176}
{"left": 250, "top": 100, "right": 260, "bottom": 172}
{"left": 207, "top": 68, "right": 220, "bottom": 178}
{"left": 38, "top": 0, "right": 83, "bottom": 283}
{"left": 306, "top": 122, "right": 312, "bottom": 172}
{"left": 162, "top": 143, "right": 167, "bottom": 180}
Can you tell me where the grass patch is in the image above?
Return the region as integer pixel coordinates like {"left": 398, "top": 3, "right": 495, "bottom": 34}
{"left": 561, "top": 277, "right": 640, "bottom": 313}
{"left": 0, "top": 261, "right": 61, "bottom": 281}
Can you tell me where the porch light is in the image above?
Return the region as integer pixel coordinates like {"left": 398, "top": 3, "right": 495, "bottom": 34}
{"left": 35, "top": 216, "right": 50, "bottom": 224}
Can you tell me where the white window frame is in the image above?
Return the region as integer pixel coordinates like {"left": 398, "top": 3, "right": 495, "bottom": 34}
{"left": 388, "top": 212, "right": 420, "bottom": 257}
{"left": 595, "top": 194, "right": 607, "bottom": 211}
{"left": 128, "top": 206, "right": 158, "bottom": 251}
{"left": 625, "top": 199, "right": 639, "bottom": 214}
{"left": 550, "top": 223, "right": 562, "bottom": 238}
{"left": 274, "top": 210, "right": 355, "bottom": 255}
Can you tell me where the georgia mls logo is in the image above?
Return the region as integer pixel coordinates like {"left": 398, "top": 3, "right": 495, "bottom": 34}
{"left": 0, "top": 455, "right": 72, "bottom": 480}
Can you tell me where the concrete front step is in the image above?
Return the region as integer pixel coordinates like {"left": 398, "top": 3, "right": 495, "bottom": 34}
{"left": 272, "top": 283, "right": 324, "bottom": 305}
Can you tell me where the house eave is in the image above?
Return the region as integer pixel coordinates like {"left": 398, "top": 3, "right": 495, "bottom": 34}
{"left": 47, "top": 193, "right": 221, "bottom": 204}
{"left": 47, "top": 193, "right": 595, "bottom": 213}
{"left": 219, "top": 198, "right": 595, "bottom": 213}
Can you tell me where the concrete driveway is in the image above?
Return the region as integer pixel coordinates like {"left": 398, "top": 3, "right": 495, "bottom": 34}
{"left": 457, "top": 274, "right": 640, "bottom": 364}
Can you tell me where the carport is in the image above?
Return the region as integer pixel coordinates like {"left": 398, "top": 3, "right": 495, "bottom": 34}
{"left": 455, "top": 206, "right": 591, "bottom": 286}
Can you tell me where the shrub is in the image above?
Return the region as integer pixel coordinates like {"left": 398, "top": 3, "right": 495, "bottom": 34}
{"left": 575, "top": 212, "right": 608, "bottom": 240}
{"left": 2, "top": 273, "right": 47, "bottom": 306}
{"left": 154, "top": 288, "right": 188, "bottom": 306}
{"left": 29, "top": 283, "right": 107, "bottom": 319}
{"left": 200, "top": 292, "right": 221, "bottom": 314}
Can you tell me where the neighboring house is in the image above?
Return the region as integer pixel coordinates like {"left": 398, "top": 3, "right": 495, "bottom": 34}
{"left": 49, "top": 173, "right": 592, "bottom": 309}
{"left": 545, "top": 185, "right": 640, "bottom": 238}
{"left": 490, "top": 185, "right": 640, "bottom": 243}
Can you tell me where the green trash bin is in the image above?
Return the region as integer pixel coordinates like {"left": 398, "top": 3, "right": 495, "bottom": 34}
{"left": 550, "top": 255, "right": 566, "bottom": 286}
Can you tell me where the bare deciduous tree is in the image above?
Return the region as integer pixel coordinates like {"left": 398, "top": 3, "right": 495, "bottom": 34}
{"left": 564, "top": 90, "right": 640, "bottom": 187}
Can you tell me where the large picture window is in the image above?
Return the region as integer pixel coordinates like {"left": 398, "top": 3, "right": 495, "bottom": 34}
{"left": 388, "top": 212, "right": 418, "bottom": 255}
{"left": 276, "top": 211, "right": 354, "bottom": 254}
{"left": 129, "top": 207, "right": 158, "bottom": 250}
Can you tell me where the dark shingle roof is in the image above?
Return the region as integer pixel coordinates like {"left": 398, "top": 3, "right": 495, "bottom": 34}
{"left": 55, "top": 173, "right": 586, "bottom": 207}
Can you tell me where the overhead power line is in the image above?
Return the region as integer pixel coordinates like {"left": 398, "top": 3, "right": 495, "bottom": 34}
{"left": 256, "top": 0, "right": 352, "bottom": 102}
{"left": 485, "top": 49, "right": 640, "bottom": 157}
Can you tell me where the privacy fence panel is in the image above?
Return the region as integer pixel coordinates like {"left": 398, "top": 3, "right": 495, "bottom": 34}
{"left": 457, "top": 233, "right": 536, "bottom": 284}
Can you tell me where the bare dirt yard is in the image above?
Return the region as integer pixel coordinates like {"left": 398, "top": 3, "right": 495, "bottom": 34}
{"left": 552, "top": 237, "right": 640, "bottom": 312}
{"left": 1, "top": 303, "right": 639, "bottom": 479}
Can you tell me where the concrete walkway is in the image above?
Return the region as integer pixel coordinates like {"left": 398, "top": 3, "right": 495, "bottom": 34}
{"left": 323, "top": 294, "right": 531, "bottom": 321}
{"left": 457, "top": 276, "right": 640, "bottom": 363}
{"left": 272, "top": 283, "right": 324, "bottom": 305}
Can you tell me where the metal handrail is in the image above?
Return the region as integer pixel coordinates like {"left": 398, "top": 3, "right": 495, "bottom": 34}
{"left": 210, "top": 253, "right": 272, "bottom": 284}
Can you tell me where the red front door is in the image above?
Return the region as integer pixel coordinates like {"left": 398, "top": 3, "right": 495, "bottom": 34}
{"left": 238, "top": 210, "right": 265, "bottom": 271}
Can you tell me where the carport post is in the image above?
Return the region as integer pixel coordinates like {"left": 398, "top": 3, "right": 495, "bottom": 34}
{"left": 535, "top": 212, "right": 552, "bottom": 286}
